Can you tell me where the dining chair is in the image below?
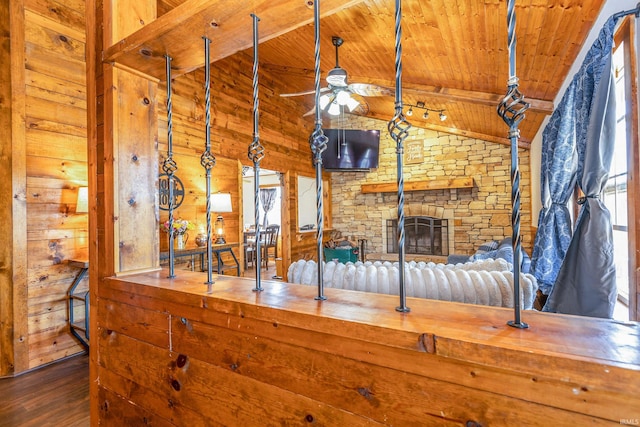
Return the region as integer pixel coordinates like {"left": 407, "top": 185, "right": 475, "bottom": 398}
{"left": 243, "top": 230, "right": 257, "bottom": 270}
{"left": 261, "top": 225, "right": 279, "bottom": 269}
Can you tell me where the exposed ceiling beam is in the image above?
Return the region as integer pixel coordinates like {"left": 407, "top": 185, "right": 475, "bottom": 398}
{"left": 361, "top": 110, "right": 531, "bottom": 149}
{"left": 104, "top": 0, "right": 366, "bottom": 81}
{"left": 346, "top": 76, "right": 553, "bottom": 115}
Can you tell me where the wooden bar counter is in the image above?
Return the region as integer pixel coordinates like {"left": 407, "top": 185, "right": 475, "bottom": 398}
{"left": 96, "top": 270, "right": 640, "bottom": 425}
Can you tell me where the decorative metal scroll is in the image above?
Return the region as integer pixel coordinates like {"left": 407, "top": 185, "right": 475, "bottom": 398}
{"left": 387, "top": 0, "right": 412, "bottom": 313}
{"left": 497, "top": 0, "right": 530, "bottom": 329}
{"left": 248, "top": 13, "right": 265, "bottom": 292}
{"left": 158, "top": 173, "right": 184, "bottom": 211}
{"left": 162, "top": 54, "right": 178, "bottom": 279}
{"left": 309, "top": 0, "right": 328, "bottom": 301}
{"left": 201, "top": 36, "right": 217, "bottom": 292}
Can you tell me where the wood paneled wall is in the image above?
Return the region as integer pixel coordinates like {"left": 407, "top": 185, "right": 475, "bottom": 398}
{"left": 1, "top": 0, "right": 88, "bottom": 375}
{"left": 24, "top": 0, "right": 88, "bottom": 369}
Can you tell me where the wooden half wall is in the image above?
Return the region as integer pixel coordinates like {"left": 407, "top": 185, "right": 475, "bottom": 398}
{"left": 96, "top": 271, "right": 640, "bottom": 425}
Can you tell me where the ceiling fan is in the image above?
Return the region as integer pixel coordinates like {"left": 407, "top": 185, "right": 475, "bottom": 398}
{"left": 280, "top": 36, "right": 393, "bottom": 117}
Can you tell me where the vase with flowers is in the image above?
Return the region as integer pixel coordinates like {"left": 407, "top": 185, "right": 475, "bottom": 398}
{"left": 162, "top": 219, "right": 195, "bottom": 250}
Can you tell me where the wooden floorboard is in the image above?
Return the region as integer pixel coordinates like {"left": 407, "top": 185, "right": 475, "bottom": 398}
{"left": 0, "top": 354, "right": 89, "bottom": 427}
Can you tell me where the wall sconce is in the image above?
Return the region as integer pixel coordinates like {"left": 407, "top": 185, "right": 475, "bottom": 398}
{"left": 404, "top": 101, "right": 446, "bottom": 122}
{"left": 76, "top": 187, "right": 88, "bottom": 213}
{"left": 210, "top": 192, "right": 232, "bottom": 244}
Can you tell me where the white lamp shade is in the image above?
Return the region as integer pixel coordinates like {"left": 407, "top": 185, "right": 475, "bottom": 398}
{"left": 210, "top": 192, "right": 232, "bottom": 213}
{"left": 336, "top": 90, "right": 351, "bottom": 106}
{"left": 76, "top": 187, "right": 88, "bottom": 213}
{"left": 345, "top": 96, "right": 360, "bottom": 112}
{"left": 319, "top": 94, "right": 331, "bottom": 110}
{"left": 328, "top": 101, "right": 340, "bottom": 116}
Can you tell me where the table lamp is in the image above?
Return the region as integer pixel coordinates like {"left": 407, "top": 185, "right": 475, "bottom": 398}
{"left": 210, "top": 192, "right": 232, "bottom": 244}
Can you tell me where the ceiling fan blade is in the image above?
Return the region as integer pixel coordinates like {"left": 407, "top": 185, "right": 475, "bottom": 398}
{"left": 348, "top": 83, "right": 394, "bottom": 97}
{"left": 280, "top": 87, "right": 330, "bottom": 97}
{"left": 302, "top": 105, "right": 316, "bottom": 117}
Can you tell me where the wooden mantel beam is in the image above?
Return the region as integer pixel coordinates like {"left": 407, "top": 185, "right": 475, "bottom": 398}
{"left": 104, "top": 0, "right": 366, "bottom": 81}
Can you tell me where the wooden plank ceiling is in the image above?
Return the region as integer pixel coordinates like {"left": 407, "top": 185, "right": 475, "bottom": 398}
{"left": 157, "top": 0, "right": 608, "bottom": 146}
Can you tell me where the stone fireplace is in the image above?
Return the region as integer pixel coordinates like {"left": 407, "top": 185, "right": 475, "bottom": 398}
{"left": 328, "top": 116, "right": 533, "bottom": 259}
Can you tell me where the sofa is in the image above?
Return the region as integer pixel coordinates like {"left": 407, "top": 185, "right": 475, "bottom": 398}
{"left": 287, "top": 257, "right": 538, "bottom": 309}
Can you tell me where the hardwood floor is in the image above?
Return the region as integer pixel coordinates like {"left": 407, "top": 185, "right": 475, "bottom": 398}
{"left": 0, "top": 354, "right": 89, "bottom": 427}
{"left": 242, "top": 262, "right": 280, "bottom": 281}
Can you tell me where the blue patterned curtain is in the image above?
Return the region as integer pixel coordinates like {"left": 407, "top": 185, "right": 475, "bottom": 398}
{"left": 541, "top": 17, "right": 618, "bottom": 318}
{"left": 530, "top": 87, "right": 579, "bottom": 295}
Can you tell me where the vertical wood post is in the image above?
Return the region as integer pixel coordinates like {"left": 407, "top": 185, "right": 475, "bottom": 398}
{"left": 88, "top": 0, "right": 158, "bottom": 423}
{"left": 0, "top": 0, "right": 29, "bottom": 376}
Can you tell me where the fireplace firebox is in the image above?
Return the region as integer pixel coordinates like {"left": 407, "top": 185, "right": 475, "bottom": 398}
{"left": 386, "top": 216, "right": 448, "bottom": 256}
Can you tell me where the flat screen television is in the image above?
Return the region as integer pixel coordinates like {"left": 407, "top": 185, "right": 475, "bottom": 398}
{"left": 320, "top": 129, "right": 380, "bottom": 171}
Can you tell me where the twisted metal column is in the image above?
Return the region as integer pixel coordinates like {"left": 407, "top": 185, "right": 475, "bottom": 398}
{"left": 201, "top": 37, "right": 217, "bottom": 293}
{"left": 387, "top": 0, "right": 412, "bottom": 313}
{"left": 248, "top": 14, "right": 265, "bottom": 292}
{"left": 497, "top": 0, "right": 530, "bottom": 329}
{"left": 163, "top": 55, "right": 178, "bottom": 279}
{"left": 309, "top": 0, "right": 328, "bottom": 301}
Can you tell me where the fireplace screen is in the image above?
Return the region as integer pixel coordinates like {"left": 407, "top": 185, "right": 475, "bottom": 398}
{"left": 386, "top": 216, "right": 448, "bottom": 256}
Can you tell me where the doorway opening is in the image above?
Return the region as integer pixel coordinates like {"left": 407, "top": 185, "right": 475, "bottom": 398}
{"left": 241, "top": 167, "right": 283, "bottom": 277}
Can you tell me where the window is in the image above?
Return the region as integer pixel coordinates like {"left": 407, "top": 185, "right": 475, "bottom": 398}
{"left": 604, "top": 41, "right": 630, "bottom": 306}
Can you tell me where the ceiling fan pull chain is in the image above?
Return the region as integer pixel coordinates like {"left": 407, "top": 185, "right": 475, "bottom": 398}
{"left": 248, "top": 13, "right": 265, "bottom": 292}
{"left": 387, "top": 0, "right": 412, "bottom": 314}
{"left": 497, "top": 0, "right": 530, "bottom": 329}
{"left": 201, "top": 36, "right": 217, "bottom": 291}
{"left": 309, "top": 0, "right": 328, "bottom": 301}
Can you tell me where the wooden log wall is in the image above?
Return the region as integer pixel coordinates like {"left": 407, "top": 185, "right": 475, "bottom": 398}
{"left": 0, "top": 0, "right": 88, "bottom": 375}
{"left": 96, "top": 271, "right": 640, "bottom": 426}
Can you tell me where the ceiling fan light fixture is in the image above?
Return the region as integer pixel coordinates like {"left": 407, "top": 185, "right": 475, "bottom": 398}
{"left": 328, "top": 101, "right": 341, "bottom": 116}
{"left": 336, "top": 90, "right": 351, "bottom": 106}
{"left": 346, "top": 96, "right": 360, "bottom": 112}
{"left": 319, "top": 94, "right": 331, "bottom": 110}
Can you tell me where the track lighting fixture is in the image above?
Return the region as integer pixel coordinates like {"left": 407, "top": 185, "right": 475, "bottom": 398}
{"left": 404, "top": 101, "right": 446, "bottom": 122}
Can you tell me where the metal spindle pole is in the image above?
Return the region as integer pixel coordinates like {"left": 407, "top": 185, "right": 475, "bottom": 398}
{"left": 201, "top": 37, "right": 217, "bottom": 292}
{"left": 249, "top": 14, "right": 265, "bottom": 292}
{"left": 387, "top": 0, "right": 412, "bottom": 313}
{"left": 163, "top": 55, "right": 178, "bottom": 279}
{"left": 309, "top": 0, "right": 328, "bottom": 301}
{"left": 497, "top": 0, "right": 530, "bottom": 329}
